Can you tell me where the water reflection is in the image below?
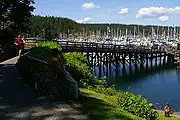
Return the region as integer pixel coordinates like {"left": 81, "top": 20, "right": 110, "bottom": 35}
{"left": 121, "top": 68, "right": 180, "bottom": 112}
{"left": 93, "top": 57, "right": 180, "bottom": 111}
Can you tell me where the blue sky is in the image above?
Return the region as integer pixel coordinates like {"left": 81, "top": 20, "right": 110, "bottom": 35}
{"left": 33, "top": 0, "right": 180, "bottom": 26}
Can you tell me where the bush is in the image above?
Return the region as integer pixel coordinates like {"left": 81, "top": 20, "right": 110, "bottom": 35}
{"left": 94, "top": 85, "right": 118, "bottom": 96}
{"left": 117, "top": 92, "right": 158, "bottom": 120}
{"left": 84, "top": 84, "right": 158, "bottom": 120}
{"left": 63, "top": 52, "right": 93, "bottom": 82}
{"left": 29, "top": 42, "right": 92, "bottom": 84}
{"left": 31, "top": 41, "right": 62, "bottom": 61}
{"left": 79, "top": 76, "right": 108, "bottom": 88}
{"left": 19, "top": 41, "right": 63, "bottom": 82}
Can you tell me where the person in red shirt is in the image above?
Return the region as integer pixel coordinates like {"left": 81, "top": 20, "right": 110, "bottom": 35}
{"left": 14, "top": 35, "right": 25, "bottom": 56}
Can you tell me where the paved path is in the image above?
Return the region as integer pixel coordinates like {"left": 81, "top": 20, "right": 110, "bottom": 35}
{"left": 0, "top": 56, "right": 89, "bottom": 120}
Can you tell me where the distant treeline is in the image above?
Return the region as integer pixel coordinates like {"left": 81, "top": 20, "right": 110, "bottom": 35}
{"left": 29, "top": 15, "right": 180, "bottom": 40}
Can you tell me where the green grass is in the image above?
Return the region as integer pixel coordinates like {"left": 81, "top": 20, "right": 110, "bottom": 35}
{"left": 158, "top": 113, "right": 180, "bottom": 120}
{"left": 71, "top": 89, "right": 144, "bottom": 120}
{"left": 70, "top": 88, "right": 180, "bottom": 120}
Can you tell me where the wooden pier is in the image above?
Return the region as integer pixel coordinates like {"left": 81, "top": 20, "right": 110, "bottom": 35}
{"left": 24, "top": 40, "right": 177, "bottom": 77}
{"left": 53, "top": 41, "right": 175, "bottom": 77}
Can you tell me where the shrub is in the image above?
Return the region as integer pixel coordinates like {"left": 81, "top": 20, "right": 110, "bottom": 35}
{"left": 31, "top": 41, "right": 62, "bottom": 61}
{"left": 117, "top": 92, "right": 159, "bottom": 120}
{"left": 79, "top": 76, "right": 108, "bottom": 88}
{"left": 20, "top": 41, "right": 63, "bottom": 83}
{"left": 63, "top": 52, "right": 93, "bottom": 82}
{"left": 94, "top": 85, "right": 118, "bottom": 96}
{"left": 85, "top": 84, "right": 159, "bottom": 120}
{"left": 29, "top": 42, "right": 92, "bottom": 84}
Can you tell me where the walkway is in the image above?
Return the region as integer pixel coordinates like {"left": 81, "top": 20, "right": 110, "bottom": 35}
{"left": 0, "top": 56, "right": 89, "bottom": 120}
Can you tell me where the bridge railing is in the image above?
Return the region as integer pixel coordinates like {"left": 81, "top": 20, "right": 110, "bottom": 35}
{"left": 54, "top": 40, "right": 166, "bottom": 53}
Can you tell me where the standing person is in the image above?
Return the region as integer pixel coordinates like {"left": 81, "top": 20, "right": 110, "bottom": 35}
{"left": 14, "top": 35, "right": 24, "bottom": 56}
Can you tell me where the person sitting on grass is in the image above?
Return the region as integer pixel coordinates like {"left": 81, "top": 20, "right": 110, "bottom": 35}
{"left": 46, "top": 48, "right": 65, "bottom": 81}
{"left": 35, "top": 48, "right": 79, "bottom": 100}
{"left": 47, "top": 48, "right": 79, "bottom": 99}
{"left": 164, "top": 103, "right": 172, "bottom": 117}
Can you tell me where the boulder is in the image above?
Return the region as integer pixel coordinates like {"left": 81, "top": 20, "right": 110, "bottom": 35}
{"left": 16, "top": 54, "right": 79, "bottom": 100}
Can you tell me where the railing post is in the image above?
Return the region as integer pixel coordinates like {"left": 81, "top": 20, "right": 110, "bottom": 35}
{"left": 96, "top": 43, "right": 98, "bottom": 52}
{"left": 81, "top": 42, "right": 84, "bottom": 53}
{"left": 74, "top": 41, "right": 76, "bottom": 52}
{"left": 66, "top": 41, "right": 68, "bottom": 51}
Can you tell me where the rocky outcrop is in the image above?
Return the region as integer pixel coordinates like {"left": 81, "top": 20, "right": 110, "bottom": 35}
{"left": 16, "top": 54, "right": 79, "bottom": 100}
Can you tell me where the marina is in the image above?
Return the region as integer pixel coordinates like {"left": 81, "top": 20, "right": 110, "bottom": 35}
{"left": 55, "top": 26, "right": 180, "bottom": 48}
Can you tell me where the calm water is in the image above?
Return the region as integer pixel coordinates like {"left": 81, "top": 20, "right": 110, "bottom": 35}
{"left": 94, "top": 57, "right": 180, "bottom": 111}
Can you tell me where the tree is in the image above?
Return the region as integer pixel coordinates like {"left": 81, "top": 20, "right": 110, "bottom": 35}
{"left": 29, "top": 16, "right": 79, "bottom": 40}
{"left": 28, "top": 15, "right": 177, "bottom": 40}
{"left": 0, "top": 0, "right": 35, "bottom": 44}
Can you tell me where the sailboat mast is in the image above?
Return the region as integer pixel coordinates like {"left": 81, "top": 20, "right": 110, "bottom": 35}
{"left": 173, "top": 25, "right": 176, "bottom": 40}
{"left": 167, "top": 26, "right": 170, "bottom": 40}
{"left": 125, "top": 29, "right": 128, "bottom": 40}
{"left": 117, "top": 28, "right": 119, "bottom": 38}
{"left": 120, "top": 29, "right": 122, "bottom": 40}
{"left": 134, "top": 26, "right": 136, "bottom": 40}
{"left": 157, "top": 26, "right": 159, "bottom": 40}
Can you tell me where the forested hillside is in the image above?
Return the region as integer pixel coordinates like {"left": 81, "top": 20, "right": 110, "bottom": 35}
{"left": 28, "top": 15, "right": 179, "bottom": 40}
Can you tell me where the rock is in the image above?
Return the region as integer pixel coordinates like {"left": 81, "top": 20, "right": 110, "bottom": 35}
{"left": 16, "top": 54, "right": 79, "bottom": 100}
{"left": 63, "top": 70, "right": 79, "bottom": 100}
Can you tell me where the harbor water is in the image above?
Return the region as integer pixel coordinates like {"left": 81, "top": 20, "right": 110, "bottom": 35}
{"left": 93, "top": 57, "right": 180, "bottom": 112}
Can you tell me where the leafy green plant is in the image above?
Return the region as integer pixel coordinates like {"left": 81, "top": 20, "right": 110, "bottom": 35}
{"left": 79, "top": 76, "right": 108, "bottom": 88}
{"left": 31, "top": 41, "right": 62, "bottom": 61}
{"left": 93, "top": 85, "right": 118, "bottom": 96}
{"left": 63, "top": 52, "right": 93, "bottom": 82}
{"left": 116, "top": 92, "right": 159, "bottom": 120}
{"left": 85, "top": 83, "right": 159, "bottom": 120}
{"left": 22, "top": 42, "right": 93, "bottom": 85}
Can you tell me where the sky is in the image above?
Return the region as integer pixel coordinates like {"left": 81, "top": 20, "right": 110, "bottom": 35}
{"left": 33, "top": 0, "right": 180, "bottom": 26}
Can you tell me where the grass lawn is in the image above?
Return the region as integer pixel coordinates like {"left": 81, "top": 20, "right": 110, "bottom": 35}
{"left": 70, "top": 88, "right": 180, "bottom": 120}
{"left": 158, "top": 113, "right": 180, "bottom": 120}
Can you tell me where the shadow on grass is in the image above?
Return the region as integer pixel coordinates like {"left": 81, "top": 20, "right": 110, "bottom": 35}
{"left": 71, "top": 92, "right": 136, "bottom": 120}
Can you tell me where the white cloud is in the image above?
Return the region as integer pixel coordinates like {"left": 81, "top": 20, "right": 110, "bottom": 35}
{"left": 76, "top": 17, "right": 92, "bottom": 23}
{"left": 119, "top": 8, "right": 128, "bottom": 14}
{"left": 158, "top": 16, "right": 169, "bottom": 22}
{"left": 82, "top": 2, "right": 100, "bottom": 9}
{"left": 84, "top": 17, "right": 92, "bottom": 22}
{"left": 76, "top": 20, "right": 84, "bottom": 23}
{"left": 136, "top": 6, "right": 180, "bottom": 18}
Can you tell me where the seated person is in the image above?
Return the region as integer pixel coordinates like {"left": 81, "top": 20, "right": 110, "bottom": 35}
{"left": 38, "top": 48, "right": 79, "bottom": 100}
{"left": 46, "top": 49, "right": 65, "bottom": 82}
{"left": 164, "top": 103, "right": 171, "bottom": 117}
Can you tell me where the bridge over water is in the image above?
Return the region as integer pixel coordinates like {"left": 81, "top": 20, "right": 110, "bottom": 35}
{"left": 50, "top": 40, "right": 177, "bottom": 76}
{"left": 25, "top": 40, "right": 179, "bottom": 75}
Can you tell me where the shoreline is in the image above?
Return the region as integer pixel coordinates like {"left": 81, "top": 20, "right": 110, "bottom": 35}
{"left": 158, "top": 110, "right": 180, "bottom": 118}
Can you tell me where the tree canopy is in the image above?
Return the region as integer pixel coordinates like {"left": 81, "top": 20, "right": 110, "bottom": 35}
{"left": 28, "top": 15, "right": 179, "bottom": 40}
{"left": 29, "top": 15, "right": 79, "bottom": 40}
{"left": 0, "top": 0, "right": 35, "bottom": 44}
